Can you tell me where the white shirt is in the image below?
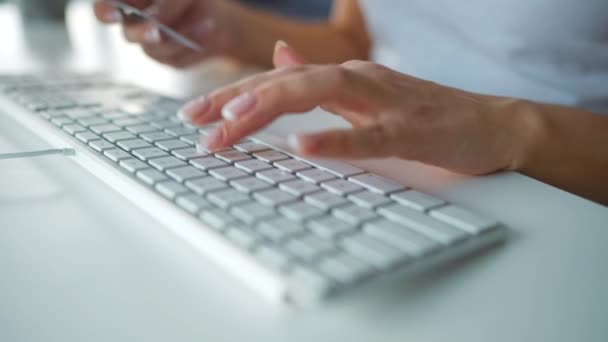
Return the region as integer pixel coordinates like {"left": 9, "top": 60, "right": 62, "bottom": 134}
{"left": 359, "top": 0, "right": 608, "bottom": 110}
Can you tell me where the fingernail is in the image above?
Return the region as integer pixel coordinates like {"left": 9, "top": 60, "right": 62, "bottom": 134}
{"left": 275, "top": 40, "right": 288, "bottom": 54}
{"left": 104, "top": 9, "right": 123, "bottom": 23}
{"left": 287, "top": 134, "right": 322, "bottom": 153}
{"left": 179, "top": 97, "right": 210, "bottom": 121}
{"left": 144, "top": 27, "right": 161, "bottom": 44}
{"left": 199, "top": 128, "right": 224, "bottom": 151}
{"left": 222, "top": 92, "right": 257, "bottom": 121}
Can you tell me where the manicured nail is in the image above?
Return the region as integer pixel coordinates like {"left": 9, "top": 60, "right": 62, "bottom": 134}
{"left": 222, "top": 92, "right": 257, "bottom": 121}
{"left": 178, "top": 97, "right": 210, "bottom": 121}
{"left": 144, "top": 27, "right": 161, "bottom": 44}
{"left": 287, "top": 134, "right": 322, "bottom": 153}
{"left": 104, "top": 9, "right": 123, "bottom": 23}
{"left": 199, "top": 128, "right": 224, "bottom": 151}
{"left": 274, "top": 40, "right": 288, "bottom": 54}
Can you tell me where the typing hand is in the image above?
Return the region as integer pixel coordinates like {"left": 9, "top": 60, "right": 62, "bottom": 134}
{"left": 94, "top": 0, "right": 243, "bottom": 68}
{"left": 179, "top": 41, "right": 531, "bottom": 176}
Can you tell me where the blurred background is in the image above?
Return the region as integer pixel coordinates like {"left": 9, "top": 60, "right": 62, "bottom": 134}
{"left": 0, "top": 0, "right": 332, "bottom": 97}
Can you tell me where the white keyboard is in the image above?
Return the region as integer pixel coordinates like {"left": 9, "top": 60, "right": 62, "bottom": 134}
{"left": 0, "top": 73, "right": 507, "bottom": 306}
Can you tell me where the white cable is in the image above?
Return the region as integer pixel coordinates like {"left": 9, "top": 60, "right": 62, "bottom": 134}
{"left": 0, "top": 148, "right": 76, "bottom": 160}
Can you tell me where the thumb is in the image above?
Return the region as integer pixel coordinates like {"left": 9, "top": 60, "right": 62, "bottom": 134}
{"left": 273, "top": 40, "right": 307, "bottom": 68}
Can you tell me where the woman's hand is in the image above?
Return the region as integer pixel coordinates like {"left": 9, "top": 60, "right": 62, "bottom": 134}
{"left": 179, "top": 41, "right": 535, "bottom": 176}
{"left": 94, "top": 0, "right": 245, "bottom": 68}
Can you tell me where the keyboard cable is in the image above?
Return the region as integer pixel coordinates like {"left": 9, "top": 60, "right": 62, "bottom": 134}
{"left": 0, "top": 148, "right": 76, "bottom": 160}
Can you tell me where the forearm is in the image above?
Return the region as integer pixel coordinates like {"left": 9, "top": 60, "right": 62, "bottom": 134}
{"left": 226, "top": 1, "right": 370, "bottom": 66}
{"left": 509, "top": 101, "right": 608, "bottom": 205}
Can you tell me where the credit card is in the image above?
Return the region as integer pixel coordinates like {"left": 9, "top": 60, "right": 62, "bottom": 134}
{"left": 103, "top": 0, "right": 203, "bottom": 52}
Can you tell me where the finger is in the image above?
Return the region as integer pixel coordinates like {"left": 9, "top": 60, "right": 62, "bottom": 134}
{"left": 153, "top": 0, "right": 193, "bottom": 26}
{"left": 273, "top": 40, "right": 307, "bottom": 68}
{"left": 94, "top": 0, "right": 151, "bottom": 23}
{"left": 203, "top": 67, "right": 387, "bottom": 149}
{"left": 123, "top": 21, "right": 158, "bottom": 44}
{"left": 178, "top": 66, "right": 307, "bottom": 125}
{"left": 287, "top": 125, "right": 403, "bottom": 159}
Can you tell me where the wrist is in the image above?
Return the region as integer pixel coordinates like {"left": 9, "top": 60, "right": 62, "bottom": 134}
{"left": 496, "top": 98, "right": 549, "bottom": 173}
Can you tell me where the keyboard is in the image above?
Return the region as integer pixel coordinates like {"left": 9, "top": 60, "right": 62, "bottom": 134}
{"left": 0, "top": 73, "right": 507, "bottom": 306}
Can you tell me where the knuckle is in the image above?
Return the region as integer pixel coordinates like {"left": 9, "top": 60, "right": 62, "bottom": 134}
{"left": 328, "top": 66, "right": 351, "bottom": 86}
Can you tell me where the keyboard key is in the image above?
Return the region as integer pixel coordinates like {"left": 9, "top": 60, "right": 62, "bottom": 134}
{"left": 136, "top": 169, "right": 169, "bottom": 185}
{"left": 230, "top": 177, "right": 272, "bottom": 194}
{"left": 321, "top": 179, "right": 364, "bottom": 196}
{"left": 254, "top": 245, "right": 292, "bottom": 272}
{"left": 103, "top": 148, "right": 132, "bottom": 162}
{"left": 166, "top": 166, "right": 206, "bottom": 183}
{"left": 296, "top": 169, "right": 336, "bottom": 184}
{"left": 132, "top": 147, "right": 169, "bottom": 161}
{"left": 165, "top": 126, "right": 197, "bottom": 137}
{"left": 77, "top": 117, "right": 107, "bottom": 127}
{"left": 339, "top": 234, "right": 409, "bottom": 270}
{"left": 226, "top": 226, "right": 261, "bottom": 250}
{"left": 156, "top": 181, "right": 190, "bottom": 200}
{"left": 279, "top": 180, "right": 322, "bottom": 196}
{"left": 119, "top": 158, "right": 149, "bottom": 173}
{"left": 348, "top": 191, "right": 392, "bottom": 209}
{"left": 319, "top": 253, "right": 374, "bottom": 284}
{"left": 126, "top": 124, "right": 157, "bottom": 134}
{"left": 254, "top": 189, "right": 297, "bottom": 207}
{"left": 149, "top": 156, "right": 187, "bottom": 171}
{"left": 179, "top": 134, "right": 200, "bottom": 145}
{"left": 378, "top": 204, "right": 469, "bottom": 245}
{"left": 285, "top": 234, "right": 334, "bottom": 261}
{"left": 363, "top": 219, "right": 440, "bottom": 257}
{"left": 256, "top": 169, "right": 296, "bottom": 185}
{"left": 190, "top": 156, "right": 227, "bottom": 170}
{"left": 150, "top": 119, "right": 181, "bottom": 130}
{"left": 234, "top": 142, "right": 270, "bottom": 153}
{"left": 304, "top": 191, "right": 349, "bottom": 210}
{"left": 89, "top": 140, "right": 116, "bottom": 152}
{"left": 91, "top": 124, "right": 121, "bottom": 134}
{"left": 76, "top": 132, "right": 100, "bottom": 144}
{"left": 176, "top": 194, "right": 212, "bottom": 214}
{"left": 112, "top": 117, "right": 141, "bottom": 127}
{"left": 306, "top": 159, "right": 364, "bottom": 178}
{"left": 230, "top": 202, "right": 276, "bottom": 224}
{"left": 256, "top": 218, "right": 305, "bottom": 242}
{"left": 235, "top": 159, "right": 273, "bottom": 173}
{"left": 50, "top": 117, "right": 73, "bottom": 127}
{"left": 207, "top": 189, "right": 250, "bottom": 209}
{"left": 253, "top": 150, "right": 289, "bottom": 163}
{"left": 279, "top": 202, "right": 325, "bottom": 222}
{"left": 215, "top": 150, "right": 251, "bottom": 163}
{"left": 391, "top": 190, "right": 446, "bottom": 211}
{"left": 332, "top": 205, "right": 379, "bottom": 225}
{"left": 117, "top": 138, "right": 152, "bottom": 152}
{"left": 155, "top": 139, "right": 190, "bottom": 152}
{"left": 307, "top": 216, "right": 357, "bottom": 239}
{"left": 140, "top": 131, "right": 173, "bottom": 143}
{"left": 200, "top": 209, "right": 237, "bottom": 230}
{"left": 349, "top": 173, "right": 405, "bottom": 195}
{"left": 103, "top": 131, "right": 136, "bottom": 143}
{"left": 172, "top": 147, "right": 204, "bottom": 161}
{"left": 185, "top": 177, "right": 228, "bottom": 195}
{"left": 209, "top": 166, "right": 248, "bottom": 181}
{"left": 62, "top": 124, "right": 87, "bottom": 135}
{"left": 430, "top": 205, "right": 499, "bottom": 235}
{"left": 275, "top": 159, "right": 312, "bottom": 173}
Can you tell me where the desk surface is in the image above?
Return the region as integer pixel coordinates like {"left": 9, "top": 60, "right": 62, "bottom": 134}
{"left": 1, "top": 4, "right": 607, "bottom": 342}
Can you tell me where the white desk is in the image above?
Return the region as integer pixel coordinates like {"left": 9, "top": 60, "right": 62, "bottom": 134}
{"left": 1, "top": 4, "right": 607, "bottom": 342}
